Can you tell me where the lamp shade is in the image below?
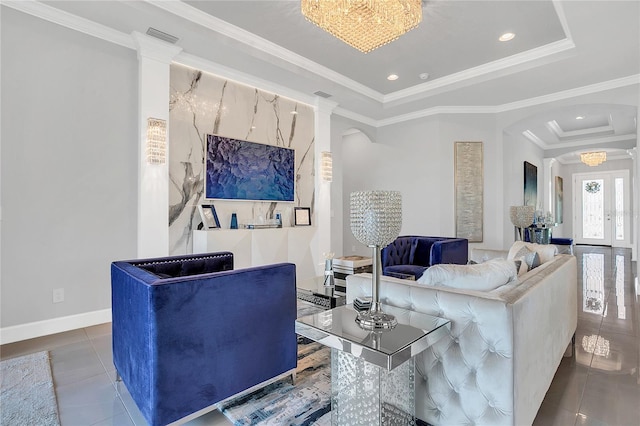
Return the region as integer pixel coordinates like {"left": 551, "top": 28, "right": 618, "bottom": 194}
{"left": 350, "top": 191, "right": 402, "bottom": 248}
{"left": 509, "top": 206, "right": 535, "bottom": 228}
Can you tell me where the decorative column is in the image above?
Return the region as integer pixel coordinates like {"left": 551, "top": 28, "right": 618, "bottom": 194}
{"left": 629, "top": 148, "right": 637, "bottom": 260}
{"left": 315, "top": 97, "right": 338, "bottom": 275}
{"left": 131, "top": 32, "right": 182, "bottom": 258}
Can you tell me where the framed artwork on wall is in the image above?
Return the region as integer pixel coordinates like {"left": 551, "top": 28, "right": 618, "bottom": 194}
{"left": 294, "top": 207, "right": 311, "bottom": 226}
{"left": 198, "top": 204, "right": 221, "bottom": 229}
{"left": 454, "top": 141, "right": 483, "bottom": 242}
{"left": 524, "top": 161, "right": 537, "bottom": 207}
{"left": 555, "top": 176, "right": 563, "bottom": 224}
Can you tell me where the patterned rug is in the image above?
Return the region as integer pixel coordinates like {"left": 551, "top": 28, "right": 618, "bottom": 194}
{"left": 219, "top": 301, "right": 332, "bottom": 426}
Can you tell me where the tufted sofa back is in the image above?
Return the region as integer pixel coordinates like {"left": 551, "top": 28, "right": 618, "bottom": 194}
{"left": 346, "top": 254, "right": 577, "bottom": 425}
{"left": 381, "top": 236, "right": 415, "bottom": 268}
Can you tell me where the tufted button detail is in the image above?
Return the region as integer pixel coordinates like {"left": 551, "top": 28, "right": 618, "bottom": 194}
{"left": 454, "top": 338, "right": 459, "bottom": 344}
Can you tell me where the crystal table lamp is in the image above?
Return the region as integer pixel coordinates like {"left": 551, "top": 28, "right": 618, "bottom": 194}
{"left": 510, "top": 206, "right": 535, "bottom": 241}
{"left": 350, "top": 190, "right": 402, "bottom": 330}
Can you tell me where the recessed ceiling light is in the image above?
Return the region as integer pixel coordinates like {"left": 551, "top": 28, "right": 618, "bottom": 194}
{"left": 499, "top": 32, "right": 515, "bottom": 42}
{"left": 387, "top": 74, "right": 399, "bottom": 81}
{"left": 576, "top": 116, "right": 584, "bottom": 120}
{"left": 419, "top": 73, "right": 430, "bottom": 80}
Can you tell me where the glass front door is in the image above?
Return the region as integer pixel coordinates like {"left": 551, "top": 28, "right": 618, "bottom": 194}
{"left": 573, "top": 170, "right": 630, "bottom": 247}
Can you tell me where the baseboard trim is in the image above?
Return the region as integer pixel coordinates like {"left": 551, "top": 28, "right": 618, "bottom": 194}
{"left": 0, "top": 309, "right": 112, "bottom": 345}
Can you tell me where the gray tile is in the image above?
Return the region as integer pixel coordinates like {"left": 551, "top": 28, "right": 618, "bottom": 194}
{"left": 589, "top": 332, "right": 638, "bottom": 373}
{"left": 0, "top": 328, "right": 88, "bottom": 361}
{"left": 579, "top": 370, "right": 640, "bottom": 425}
{"left": 56, "top": 372, "right": 126, "bottom": 426}
{"left": 91, "top": 410, "right": 135, "bottom": 426}
{"left": 543, "top": 357, "right": 589, "bottom": 412}
{"left": 116, "top": 380, "right": 149, "bottom": 426}
{"left": 89, "top": 334, "right": 117, "bottom": 382}
{"left": 533, "top": 400, "right": 578, "bottom": 426}
{"left": 50, "top": 340, "right": 105, "bottom": 387}
{"left": 85, "top": 323, "right": 112, "bottom": 340}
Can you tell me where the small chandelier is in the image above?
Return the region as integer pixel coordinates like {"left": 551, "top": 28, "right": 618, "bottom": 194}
{"left": 301, "top": 0, "right": 422, "bottom": 53}
{"left": 580, "top": 151, "right": 606, "bottom": 167}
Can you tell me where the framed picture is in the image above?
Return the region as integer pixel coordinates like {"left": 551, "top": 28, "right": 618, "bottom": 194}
{"left": 524, "top": 161, "right": 537, "bottom": 207}
{"left": 198, "top": 204, "right": 221, "bottom": 229}
{"left": 294, "top": 207, "right": 311, "bottom": 226}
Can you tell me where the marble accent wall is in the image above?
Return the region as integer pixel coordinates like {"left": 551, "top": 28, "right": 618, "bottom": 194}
{"left": 169, "top": 64, "right": 315, "bottom": 254}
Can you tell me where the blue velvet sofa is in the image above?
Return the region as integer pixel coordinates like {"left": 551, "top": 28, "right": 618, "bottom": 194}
{"left": 111, "top": 252, "right": 297, "bottom": 426}
{"left": 381, "top": 236, "right": 469, "bottom": 279}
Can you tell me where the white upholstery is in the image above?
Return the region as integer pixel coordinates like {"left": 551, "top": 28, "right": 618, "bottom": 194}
{"left": 347, "top": 254, "right": 577, "bottom": 426}
{"left": 417, "top": 258, "right": 517, "bottom": 291}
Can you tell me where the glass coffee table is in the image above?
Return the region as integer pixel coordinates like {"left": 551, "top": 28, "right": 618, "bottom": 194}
{"left": 296, "top": 276, "right": 346, "bottom": 309}
{"left": 295, "top": 304, "right": 450, "bottom": 425}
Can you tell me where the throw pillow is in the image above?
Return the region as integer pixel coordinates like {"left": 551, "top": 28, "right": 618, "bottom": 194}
{"left": 417, "top": 258, "right": 517, "bottom": 291}
{"left": 508, "top": 241, "right": 557, "bottom": 264}
{"left": 513, "top": 259, "right": 528, "bottom": 275}
{"left": 511, "top": 245, "right": 541, "bottom": 271}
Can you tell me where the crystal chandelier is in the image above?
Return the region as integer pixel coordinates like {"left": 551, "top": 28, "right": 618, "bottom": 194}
{"left": 580, "top": 151, "right": 606, "bottom": 167}
{"left": 301, "top": 0, "right": 422, "bottom": 53}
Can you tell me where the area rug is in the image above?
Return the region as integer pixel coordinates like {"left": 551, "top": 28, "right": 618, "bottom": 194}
{"left": 0, "top": 351, "right": 60, "bottom": 426}
{"left": 219, "top": 301, "right": 332, "bottom": 425}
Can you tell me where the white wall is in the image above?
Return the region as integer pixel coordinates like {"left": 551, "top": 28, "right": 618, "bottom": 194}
{"left": 501, "top": 129, "right": 545, "bottom": 247}
{"left": 341, "top": 114, "right": 505, "bottom": 255}
{"left": 1, "top": 8, "right": 138, "bottom": 335}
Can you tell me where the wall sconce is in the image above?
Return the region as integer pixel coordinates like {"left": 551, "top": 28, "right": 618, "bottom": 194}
{"left": 146, "top": 118, "right": 167, "bottom": 165}
{"left": 321, "top": 151, "right": 332, "bottom": 182}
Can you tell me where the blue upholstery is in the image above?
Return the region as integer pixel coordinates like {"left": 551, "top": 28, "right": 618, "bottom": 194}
{"left": 550, "top": 237, "right": 573, "bottom": 245}
{"left": 381, "top": 236, "right": 469, "bottom": 279}
{"left": 111, "top": 252, "right": 297, "bottom": 426}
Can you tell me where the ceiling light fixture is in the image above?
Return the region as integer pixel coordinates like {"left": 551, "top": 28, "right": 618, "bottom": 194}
{"left": 576, "top": 116, "right": 584, "bottom": 120}
{"left": 499, "top": 32, "right": 515, "bottom": 42}
{"left": 301, "top": 0, "right": 422, "bottom": 53}
{"left": 581, "top": 151, "right": 606, "bottom": 167}
{"left": 419, "top": 72, "right": 430, "bottom": 80}
{"left": 387, "top": 74, "right": 399, "bottom": 81}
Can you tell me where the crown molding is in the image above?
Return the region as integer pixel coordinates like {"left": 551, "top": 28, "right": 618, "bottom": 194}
{"left": 131, "top": 31, "right": 182, "bottom": 63}
{"left": 333, "top": 107, "right": 378, "bottom": 128}
{"left": 384, "top": 38, "right": 576, "bottom": 105}
{"left": 145, "top": 0, "right": 384, "bottom": 103}
{"left": 378, "top": 105, "right": 498, "bottom": 127}
{"left": 2, "top": 0, "right": 134, "bottom": 49}
{"left": 5, "top": 1, "right": 638, "bottom": 131}
{"left": 527, "top": 131, "right": 636, "bottom": 151}
{"left": 174, "top": 52, "right": 318, "bottom": 108}
{"left": 495, "top": 74, "right": 640, "bottom": 113}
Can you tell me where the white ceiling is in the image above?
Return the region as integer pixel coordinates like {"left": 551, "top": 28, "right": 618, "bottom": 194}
{"left": 12, "top": 0, "right": 640, "bottom": 161}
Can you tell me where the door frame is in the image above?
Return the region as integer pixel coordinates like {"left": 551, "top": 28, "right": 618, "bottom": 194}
{"left": 572, "top": 170, "right": 631, "bottom": 248}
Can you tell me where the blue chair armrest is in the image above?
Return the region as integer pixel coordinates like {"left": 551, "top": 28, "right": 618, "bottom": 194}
{"left": 430, "top": 238, "right": 469, "bottom": 265}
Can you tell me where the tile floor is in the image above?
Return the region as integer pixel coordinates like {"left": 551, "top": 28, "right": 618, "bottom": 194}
{"left": 1, "top": 246, "right": 638, "bottom": 425}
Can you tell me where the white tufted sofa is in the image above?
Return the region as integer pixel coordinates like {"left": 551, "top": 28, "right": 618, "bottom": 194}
{"left": 346, "top": 251, "right": 577, "bottom": 425}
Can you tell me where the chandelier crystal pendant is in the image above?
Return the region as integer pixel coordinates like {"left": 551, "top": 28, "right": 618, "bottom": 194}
{"left": 301, "top": 0, "right": 423, "bottom": 53}
{"left": 580, "top": 151, "right": 606, "bottom": 167}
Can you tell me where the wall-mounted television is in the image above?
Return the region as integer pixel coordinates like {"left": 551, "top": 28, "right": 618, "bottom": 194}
{"left": 205, "top": 134, "right": 295, "bottom": 202}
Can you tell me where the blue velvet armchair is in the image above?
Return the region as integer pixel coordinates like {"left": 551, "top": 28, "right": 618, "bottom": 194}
{"left": 111, "top": 252, "right": 297, "bottom": 426}
{"left": 381, "top": 236, "right": 469, "bottom": 279}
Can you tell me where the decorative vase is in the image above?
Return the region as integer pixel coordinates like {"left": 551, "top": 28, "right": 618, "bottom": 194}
{"left": 230, "top": 213, "right": 238, "bottom": 229}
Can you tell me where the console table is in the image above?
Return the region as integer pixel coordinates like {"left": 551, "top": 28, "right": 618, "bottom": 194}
{"left": 296, "top": 304, "right": 450, "bottom": 425}
{"left": 193, "top": 227, "right": 317, "bottom": 282}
